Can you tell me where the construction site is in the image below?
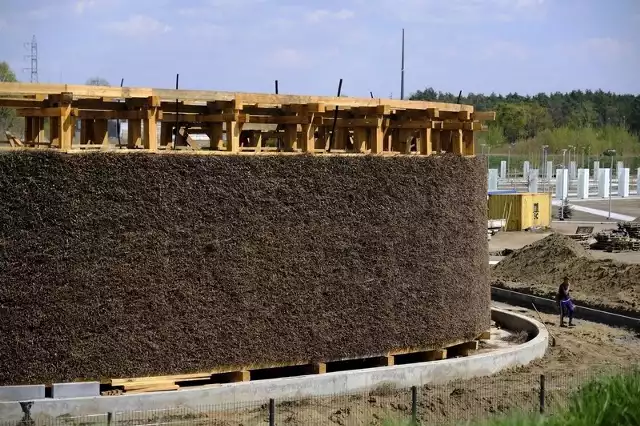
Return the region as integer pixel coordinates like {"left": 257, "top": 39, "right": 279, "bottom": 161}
{"left": 0, "top": 81, "right": 639, "bottom": 426}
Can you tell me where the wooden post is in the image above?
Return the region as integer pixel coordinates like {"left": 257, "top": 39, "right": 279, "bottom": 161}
{"left": 283, "top": 124, "right": 298, "bottom": 151}
{"left": 208, "top": 123, "right": 224, "bottom": 150}
{"left": 225, "top": 120, "right": 241, "bottom": 153}
{"left": 353, "top": 127, "right": 368, "bottom": 153}
{"left": 35, "top": 117, "right": 45, "bottom": 146}
{"left": 59, "top": 105, "right": 73, "bottom": 150}
{"left": 93, "top": 119, "right": 109, "bottom": 146}
{"left": 50, "top": 117, "right": 60, "bottom": 147}
{"left": 316, "top": 126, "right": 327, "bottom": 151}
{"left": 419, "top": 128, "right": 433, "bottom": 155}
{"left": 80, "top": 119, "right": 93, "bottom": 144}
{"left": 463, "top": 130, "right": 474, "bottom": 155}
{"left": 370, "top": 118, "right": 385, "bottom": 154}
{"left": 160, "top": 122, "right": 173, "bottom": 147}
{"left": 452, "top": 129, "right": 463, "bottom": 155}
{"left": 127, "top": 119, "right": 142, "bottom": 148}
{"left": 432, "top": 129, "right": 442, "bottom": 153}
{"left": 254, "top": 131, "right": 263, "bottom": 152}
{"left": 24, "top": 118, "right": 34, "bottom": 145}
{"left": 142, "top": 97, "right": 159, "bottom": 151}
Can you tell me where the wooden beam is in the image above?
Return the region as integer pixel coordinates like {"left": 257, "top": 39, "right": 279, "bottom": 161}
{"left": 419, "top": 128, "right": 432, "bottom": 155}
{"left": 283, "top": 124, "right": 298, "bottom": 151}
{"left": 472, "top": 111, "right": 496, "bottom": 121}
{"left": 370, "top": 117, "right": 385, "bottom": 154}
{"left": 352, "top": 128, "right": 368, "bottom": 153}
{"left": 463, "top": 130, "right": 474, "bottom": 155}
{"left": 208, "top": 123, "right": 224, "bottom": 150}
{"left": 59, "top": 106, "right": 73, "bottom": 150}
{"left": 93, "top": 119, "right": 109, "bottom": 146}
{"left": 225, "top": 120, "right": 242, "bottom": 153}
{"left": 0, "top": 82, "right": 475, "bottom": 113}
{"left": 451, "top": 129, "right": 463, "bottom": 155}
{"left": 127, "top": 119, "right": 142, "bottom": 148}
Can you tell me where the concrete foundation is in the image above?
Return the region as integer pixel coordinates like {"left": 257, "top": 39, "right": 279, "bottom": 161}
{"left": 0, "top": 385, "right": 45, "bottom": 402}
{"left": 577, "top": 169, "right": 589, "bottom": 199}
{"left": 618, "top": 168, "right": 630, "bottom": 197}
{"left": 556, "top": 168, "right": 568, "bottom": 200}
{"left": 52, "top": 382, "right": 100, "bottom": 399}
{"left": 0, "top": 309, "right": 548, "bottom": 422}
{"left": 488, "top": 169, "right": 499, "bottom": 191}
{"left": 500, "top": 161, "right": 507, "bottom": 179}
{"left": 598, "top": 168, "right": 611, "bottom": 198}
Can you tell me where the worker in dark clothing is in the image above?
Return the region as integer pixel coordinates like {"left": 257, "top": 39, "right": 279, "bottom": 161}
{"left": 556, "top": 276, "right": 575, "bottom": 327}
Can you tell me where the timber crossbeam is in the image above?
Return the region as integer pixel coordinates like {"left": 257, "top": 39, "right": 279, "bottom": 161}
{"left": 0, "top": 82, "right": 495, "bottom": 155}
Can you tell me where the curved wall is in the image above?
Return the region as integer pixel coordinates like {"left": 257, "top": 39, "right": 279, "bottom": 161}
{"left": 0, "top": 152, "right": 489, "bottom": 385}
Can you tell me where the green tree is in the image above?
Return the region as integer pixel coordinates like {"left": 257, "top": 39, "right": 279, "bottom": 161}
{"left": 0, "top": 61, "right": 21, "bottom": 136}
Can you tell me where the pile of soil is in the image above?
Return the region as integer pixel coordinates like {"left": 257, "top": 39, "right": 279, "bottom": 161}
{"left": 0, "top": 151, "right": 489, "bottom": 385}
{"left": 492, "top": 233, "right": 640, "bottom": 315}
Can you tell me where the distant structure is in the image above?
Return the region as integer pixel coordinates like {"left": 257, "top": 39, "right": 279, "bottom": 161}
{"left": 23, "top": 35, "right": 38, "bottom": 83}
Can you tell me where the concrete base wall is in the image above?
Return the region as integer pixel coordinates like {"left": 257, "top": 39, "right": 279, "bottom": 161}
{"left": 0, "top": 309, "right": 548, "bottom": 422}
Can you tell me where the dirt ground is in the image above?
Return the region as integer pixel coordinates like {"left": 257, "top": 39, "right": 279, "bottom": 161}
{"left": 173, "top": 304, "right": 640, "bottom": 426}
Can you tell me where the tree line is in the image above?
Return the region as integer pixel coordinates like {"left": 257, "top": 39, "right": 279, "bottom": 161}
{"left": 410, "top": 87, "right": 640, "bottom": 147}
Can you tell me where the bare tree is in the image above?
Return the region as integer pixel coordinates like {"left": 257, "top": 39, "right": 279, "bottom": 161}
{"left": 86, "top": 77, "right": 110, "bottom": 86}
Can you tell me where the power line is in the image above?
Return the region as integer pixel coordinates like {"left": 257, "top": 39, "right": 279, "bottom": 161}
{"left": 23, "top": 35, "right": 38, "bottom": 83}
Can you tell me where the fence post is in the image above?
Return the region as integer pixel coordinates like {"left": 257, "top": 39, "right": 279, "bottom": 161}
{"left": 539, "top": 374, "right": 545, "bottom": 414}
{"left": 411, "top": 385, "right": 417, "bottom": 424}
{"left": 269, "top": 398, "right": 275, "bottom": 426}
{"left": 107, "top": 412, "right": 113, "bottom": 426}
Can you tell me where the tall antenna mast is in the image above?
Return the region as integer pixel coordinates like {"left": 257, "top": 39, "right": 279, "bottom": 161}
{"left": 23, "top": 35, "right": 38, "bottom": 83}
{"left": 400, "top": 28, "right": 405, "bottom": 100}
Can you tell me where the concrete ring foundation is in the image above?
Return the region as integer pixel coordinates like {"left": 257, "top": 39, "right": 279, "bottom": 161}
{"left": 0, "top": 308, "right": 548, "bottom": 422}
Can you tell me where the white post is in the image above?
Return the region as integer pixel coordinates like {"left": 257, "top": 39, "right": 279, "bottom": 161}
{"left": 528, "top": 169, "right": 539, "bottom": 193}
{"left": 593, "top": 161, "right": 600, "bottom": 179}
{"left": 546, "top": 161, "right": 553, "bottom": 180}
{"left": 500, "top": 161, "right": 507, "bottom": 179}
{"left": 617, "top": 161, "right": 624, "bottom": 177}
{"left": 569, "top": 161, "right": 577, "bottom": 180}
{"left": 618, "top": 168, "right": 630, "bottom": 197}
{"left": 488, "top": 169, "right": 499, "bottom": 192}
{"left": 598, "top": 168, "right": 611, "bottom": 198}
{"left": 556, "top": 169, "right": 568, "bottom": 200}
{"left": 577, "top": 169, "right": 589, "bottom": 199}
{"left": 523, "top": 161, "right": 530, "bottom": 179}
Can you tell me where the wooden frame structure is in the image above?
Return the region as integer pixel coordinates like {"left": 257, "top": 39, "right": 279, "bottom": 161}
{"left": 0, "top": 82, "right": 495, "bottom": 155}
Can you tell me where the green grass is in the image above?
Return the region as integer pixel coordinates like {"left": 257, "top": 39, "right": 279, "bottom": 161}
{"left": 383, "top": 370, "right": 640, "bottom": 426}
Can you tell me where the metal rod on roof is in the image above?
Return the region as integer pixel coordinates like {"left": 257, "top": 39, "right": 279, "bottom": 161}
{"left": 370, "top": 91, "right": 374, "bottom": 98}
{"left": 327, "top": 78, "right": 343, "bottom": 153}
{"left": 117, "top": 78, "right": 124, "bottom": 148}
{"left": 174, "top": 74, "right": 180, "bottom": 150}
{"left": 275, "top": 80, "right": 279, "bottom": 94}
{"left": 400, "top": 28, "right": 405, "bottom": 100}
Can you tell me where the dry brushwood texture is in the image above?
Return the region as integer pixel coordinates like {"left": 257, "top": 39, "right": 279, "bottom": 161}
{"left": 0, "top": 152, "right": 489, "bottom": 385}
{"left": 492, "top": 233, "right": 640, "bottom": 315}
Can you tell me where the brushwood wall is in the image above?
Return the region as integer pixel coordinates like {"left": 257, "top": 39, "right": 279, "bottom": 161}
{"left": 0, "top": 152, "right": 489, "bottom": 385}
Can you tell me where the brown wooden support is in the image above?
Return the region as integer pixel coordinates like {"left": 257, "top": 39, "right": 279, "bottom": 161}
{"left": 353, "top": 127, "right": 368, "bottom": 153}
{"left": 59, "top": 105, "right": 73, "bottom": 150}
{"left": 462, "top": 130, "right": 474, "bottom": 155}
{"left": 370, "top": 118, "right": 385, "bottom": 154}
{"left": 160, "top": 122, "right": 172, "bottom": 147}
{"left": 93, "top": 119, "right": 109, "bottom": 146}
{"left": 419, "top": 128, "right": 433, "bottom": 155}
{"left": 225, "top": 120, "right": 242, "bottom": 153}
{"left": 80, "top": 119, "right": 93, "bottom": 144}
{"left": 127, "top": 119, "right": 142, "bottom": 148}
{"left": 142, "top": 113, "right": 158, "bottom": 150}
{"left": 208, "top": 123, "right": 224, "bottom": 150}
{"left": 452, "top": 129, "right": 463, "bottom": 155}
{"left": 432, "top": 129, "right": 442, "bottom": 153}
{"left": 24, "top": 117, "right": 34, "bottom": 145}
{"left": 283, "top": 124, "right": 298, "bottom": 151}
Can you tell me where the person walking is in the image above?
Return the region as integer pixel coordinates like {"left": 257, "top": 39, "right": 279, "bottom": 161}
{"left": 557, "top": 276, "right": 575, "bottom": 327}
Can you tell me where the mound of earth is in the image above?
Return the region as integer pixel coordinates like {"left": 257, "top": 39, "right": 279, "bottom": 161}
{"left": 492, "top": 233, "right": 640, "bottom": 315}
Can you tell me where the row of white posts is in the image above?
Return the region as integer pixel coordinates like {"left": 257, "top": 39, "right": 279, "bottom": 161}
{"left": 490, "top": 161, "right": 640, "bottom": 199}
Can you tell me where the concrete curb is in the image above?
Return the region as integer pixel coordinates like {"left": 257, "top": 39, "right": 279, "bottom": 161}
{"left": 0, "top": 308, "right": 548, "bottom": 422}
{"left": 491, "top": 286, "right": 640, "bottom": 331}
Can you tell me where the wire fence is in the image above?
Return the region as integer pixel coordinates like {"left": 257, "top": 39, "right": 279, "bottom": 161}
{"left": 2, "top": 366, "right": 637, "bottom": 426}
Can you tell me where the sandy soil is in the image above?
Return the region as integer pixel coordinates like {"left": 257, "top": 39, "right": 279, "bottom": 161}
{"left": 148, "top": 305, "right": 640, "bottom": 426}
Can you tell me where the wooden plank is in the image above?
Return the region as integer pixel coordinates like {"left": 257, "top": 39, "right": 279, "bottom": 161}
{"left": 93, "top": 119, "right": 109, "bottom": 146}
{"left": 16, "top": 107, "right": 64, "bottom": 117}
{"left": 226, "top": 119, "right": 242, "bottom": 153}
{"left": 127, "top": 384, "right": 179, "bottom": 394}
{"left": 0, "top": 82, "right": 475, "bottom": 112}
{"left": 59, "top": 106, "right": 73, "bottom": 150}
{"left": 142, "top": 107, "right": 158, "bottom": 151}
{"left": 370, "top": 118, "right": 385, "bottom": 154}
{"left": 127, "top": 119, "right": 142, "bottom": 149}
{"left": 472, "top": 111, "right": 496, "bottom": 121}
{"left": 451, "top": 129, "right": 463, "bottom": 155}
{"left": 463, "top": 130, "right": 475, "bottom": 156}
{"left": 479, "top": 331, "right": 491, "bottom": 340}
{"left": 419, "top": 128, "right": 432, "bottom": 155}
{"left": 353, "top": 127, "right": 368, "bottom": 153}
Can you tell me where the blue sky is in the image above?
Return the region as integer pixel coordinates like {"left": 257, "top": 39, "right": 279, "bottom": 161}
{"left": 1, "top": 0, "right": 639, "bottom": 97}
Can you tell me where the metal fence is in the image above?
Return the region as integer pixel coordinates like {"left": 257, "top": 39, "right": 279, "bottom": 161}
{"left": 2, "top": 366, "right": 636, "bottom": 426}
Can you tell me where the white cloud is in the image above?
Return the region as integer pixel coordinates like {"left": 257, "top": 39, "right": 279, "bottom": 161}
{"left": 103, "top": 15, "right": 172, "bottom": 37}
{"left": 582, "top": 37, "right": 632, "bottom": 58}
{"left": 265, "top": 48, "right": 311, "bottom": 69}
{"left": 186, "top": 23, "right": 226, "bottom": 39}
{"left": 374, "top": 0, "right": 548, "bottom": 23}
{"left": 306, "top": 9, "right": 355, "bottom": 23}
{"left": 74, "top": 0, "right": 96, "bottom": 15}
{"left": 482, "top": 40, "right": 530, "bottom": 60}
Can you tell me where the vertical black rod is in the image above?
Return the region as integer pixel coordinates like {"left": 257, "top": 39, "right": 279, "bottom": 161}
{"left": 174, "top": 74, "right": 180, "bottom": 150}
{"left": 117, "top": 78, "right": 124, "bottom": 148}
{"left": 327, "top": 78, "right": 343, "bottom": 152}
{"left": 539, "top": 374, "right": 545, "bottom": 413}
{"left": 370, "top": 91, "right": 374, "bottom": 98}
{"left": 456, "top": 90, "right": 463, "bottom": 104}
{"left": 268, "top": 398, "right": 275, "bottom": 426}
{"left": 275, "top": 80, "right": 281, "bottom": 151}
{"left": 411, "top": 386, "right": 417, "bottom": 423}
{"left": 400, "top": 28, "right": 405, "bottom": 100}
{"left": 275, "top": 80, "right": 279, "bottom": 94}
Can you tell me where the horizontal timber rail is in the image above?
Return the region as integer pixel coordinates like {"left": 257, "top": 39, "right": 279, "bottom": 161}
{"left": 0, "top": 82, "right": 495, "bottom": 155}
{"left": 101, "top": 334, "right": 489, "bottom": 395}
